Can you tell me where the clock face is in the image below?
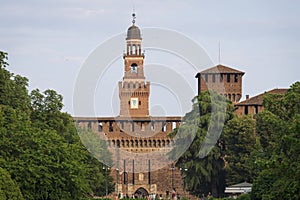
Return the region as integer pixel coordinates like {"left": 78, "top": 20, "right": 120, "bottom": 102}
{"left": 130, "top": 98, "right": 138, "bottom": 109}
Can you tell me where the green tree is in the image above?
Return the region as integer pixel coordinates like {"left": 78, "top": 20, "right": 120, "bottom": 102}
{"left": 0, "top": 51, "right": 114, "bottom": 199}
{"left": 222, "top": 116, "right": 258, "bottom": 186}
{"left": 0, "top": 167, "right": 24, "bottom": 200}
{"left": 77, "top": 127, "right": 115, "bottom": 196}
{"left": 0, "top": 51, "right": 10, "bottom": 106}
{"left": 0, "top": 52, "right": 31, "bottom": 113}
{"left": 169, "top": 91, "right": 234, "bottom": 197}
{"left": 251, "top": 82, "right": 300, "bottom": 200}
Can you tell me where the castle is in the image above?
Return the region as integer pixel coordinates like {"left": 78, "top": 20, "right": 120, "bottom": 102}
{"left": 74, "top": 14, "right": 183, "bottom": 197}
{"left": 195, "top": 65, "right": 287, "bottom": 116}
{"left": 74, "top": 13, "right": 287, "bottom": 198}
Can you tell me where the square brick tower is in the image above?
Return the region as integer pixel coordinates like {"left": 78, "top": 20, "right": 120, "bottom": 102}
{"left": 119, "top": 14, "right": 150, "bottom": 117}
{"left": 195, "top": 65, "right": 245, "bottom": 103}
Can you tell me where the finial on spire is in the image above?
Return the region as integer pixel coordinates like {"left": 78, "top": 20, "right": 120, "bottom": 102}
{"left": 218, "top": 41, "right": 221, "bottom": 64}
{"left": 132, "top": 12, "right": 136, "bottom": 25}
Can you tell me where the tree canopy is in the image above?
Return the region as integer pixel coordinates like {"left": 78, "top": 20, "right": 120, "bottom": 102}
{"left": 0, "top": 167, "right": 24, "bottom": 200}
{"left": 169, "top": 82, "right": 299, "bottom": 199}
{"left": 0, "top": 51, "right": 114, "bottom": 199}
{"left": 251, "top": 82, "right": 300, "bottom": 200}
{"left": 169, "top": 91, "right": 234, "bottom": 197}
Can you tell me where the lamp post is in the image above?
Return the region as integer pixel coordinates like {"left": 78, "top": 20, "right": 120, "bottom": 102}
{"left": 116, "top": 168, "right": 119, "bottom": 196}
{"left": 179, "top": 167, "right": 188, "bottom": 197}
{"left": 124, "top": 171, "right": 128, "bottom": 196}
{"left": 103, "top": 165, "right": 110, "bottom": 196}
{"left": 171, "top": 163, "right": 175, "bottom": 189}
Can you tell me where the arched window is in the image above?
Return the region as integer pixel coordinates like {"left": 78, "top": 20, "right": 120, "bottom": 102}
{"left": 132, "top": 45, "right": 136, "bottom": 55}
{"left": 130, "top": 140, "right": 134, "bottom": 147}
{"left": 162, "top": 122, "right": 166, "bottom": 132}
{"left": 136, "top": 45, "right": 139, "bottom": 55}
{"left": 131, "top": 63, "right": 138, "bottom": 73}
{"left": 153, "top": 140, "right": 156, "bottom": 147}
{"left": 167, "top": 140, "right": 170, "bottom": 146}
{"left": 127, "top": 46, "right": 131, "bottom": 55}
{"left": 158, "top": 140, "right": 161, "bottom": 147}
{"left": 139, "top": 140, "right": 143, "bottom": 147}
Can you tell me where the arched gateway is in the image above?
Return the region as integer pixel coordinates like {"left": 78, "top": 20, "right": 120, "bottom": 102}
{"left": 134, "top": 187, "right": 149, "bottom": 198}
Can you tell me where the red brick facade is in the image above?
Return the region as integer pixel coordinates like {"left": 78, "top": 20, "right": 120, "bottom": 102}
{"left": 195, "top": 65, "right": 245, "bottom": 103}
{"left": 234, "top": 89, "right": 287, "bottom": 116}
{"left": 74, "top": 16, "right": 184, "bottom": 198}
{"left": 195, "top": 65, "right": 287, "bottom": 117}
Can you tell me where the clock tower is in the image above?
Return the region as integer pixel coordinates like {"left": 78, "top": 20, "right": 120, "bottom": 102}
{"left": 119, "top": 13, "right": 150, "bottom": 117}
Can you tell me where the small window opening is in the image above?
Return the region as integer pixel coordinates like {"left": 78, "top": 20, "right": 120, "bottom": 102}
{"left": 205, "top": 74, "right": 208, "bottom": 82}
{"left": 141, "top": 123, "right": 145, "bottom": 131}
{"left": 255, "top": 105, "right": 258, "bottom": 114}
{"left": 245, "top": 106, "right": 249, "bottom": 115}
{"left": 109, "top": 121, "right": 113, "bottom": 132}
{"left": 162, "top": 122, "right": 166, "bottom": 132}
{"left": 234, "top": 74, "right": 238, "bottom": 82}
{"left": 151, "top": 122, "right": 155, "bottom": 131}
{"left": 131, "top": 63, "right": 138, "bottom": 73}
{"left": 227, "top": 74, "right": 231, "bottom": 83}
{"left": 172, "top": 122, "right": 177, "bottom": 130}
{"left": 220, "top": 74, "right": 223, "bottom": 82}
{"left": 98, "top": 121, "right": 103, "bottom": 132}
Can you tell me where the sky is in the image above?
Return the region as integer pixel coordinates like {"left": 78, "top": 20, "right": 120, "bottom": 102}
{"left": 1, "top": 0, "right": 299, "bottom": 117}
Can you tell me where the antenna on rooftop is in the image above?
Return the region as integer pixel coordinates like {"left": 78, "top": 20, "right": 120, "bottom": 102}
{"left": 132, "top": 5, "right": 136, "bottom": 25}
{"left": 218, "top": 41, "right": 221, "bottom": 64}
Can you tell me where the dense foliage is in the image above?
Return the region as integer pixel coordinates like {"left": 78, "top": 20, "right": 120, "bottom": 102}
{"left": 251, "top": 82, "right": 300, "bottom": 200}
{"left": 0, "top": 167, "right": 24, "bottom": 199}
{"left": 169, "top": 91, "right": 234, "bottom": 197}
{"left": 0, "top": 51, "right": 114, "bottom": 199}
{"left": 170, "top": 82, "right": 299, "bottom": 199}
{"left": 222, "top": 116, "right": 259, "bottom": 186}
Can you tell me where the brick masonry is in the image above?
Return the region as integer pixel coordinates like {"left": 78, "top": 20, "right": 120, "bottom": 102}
{"left": 74, "top": 20, "right": 185, "bottom": 197}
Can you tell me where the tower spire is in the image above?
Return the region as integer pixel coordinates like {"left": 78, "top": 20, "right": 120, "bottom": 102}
{"left": 120, "top": 15, "right": 148, "bottom": 117}
{"left": 218, "top": 41, "right": 221, "bottom": 64}
{"left": 132, "top": 12, "right": 136, "bottom": 25}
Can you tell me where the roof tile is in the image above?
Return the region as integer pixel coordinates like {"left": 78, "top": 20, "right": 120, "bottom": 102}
{"left": 199, "top": 64, "right": 245, "bottom": 74}
{"left": 237, "top": 88, "right": 288, "bottom": 105}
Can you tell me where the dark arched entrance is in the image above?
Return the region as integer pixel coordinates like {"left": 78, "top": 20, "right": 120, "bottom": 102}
{"left": 134, "top": 187, "right": 149, "bottom": 198}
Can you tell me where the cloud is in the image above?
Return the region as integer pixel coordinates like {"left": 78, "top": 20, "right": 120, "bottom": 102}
{"left": 1, "top": 0, "right": 299, "bottom": 116}
{"left": 57, "top": 7, "right": 106, "bottom": 19}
